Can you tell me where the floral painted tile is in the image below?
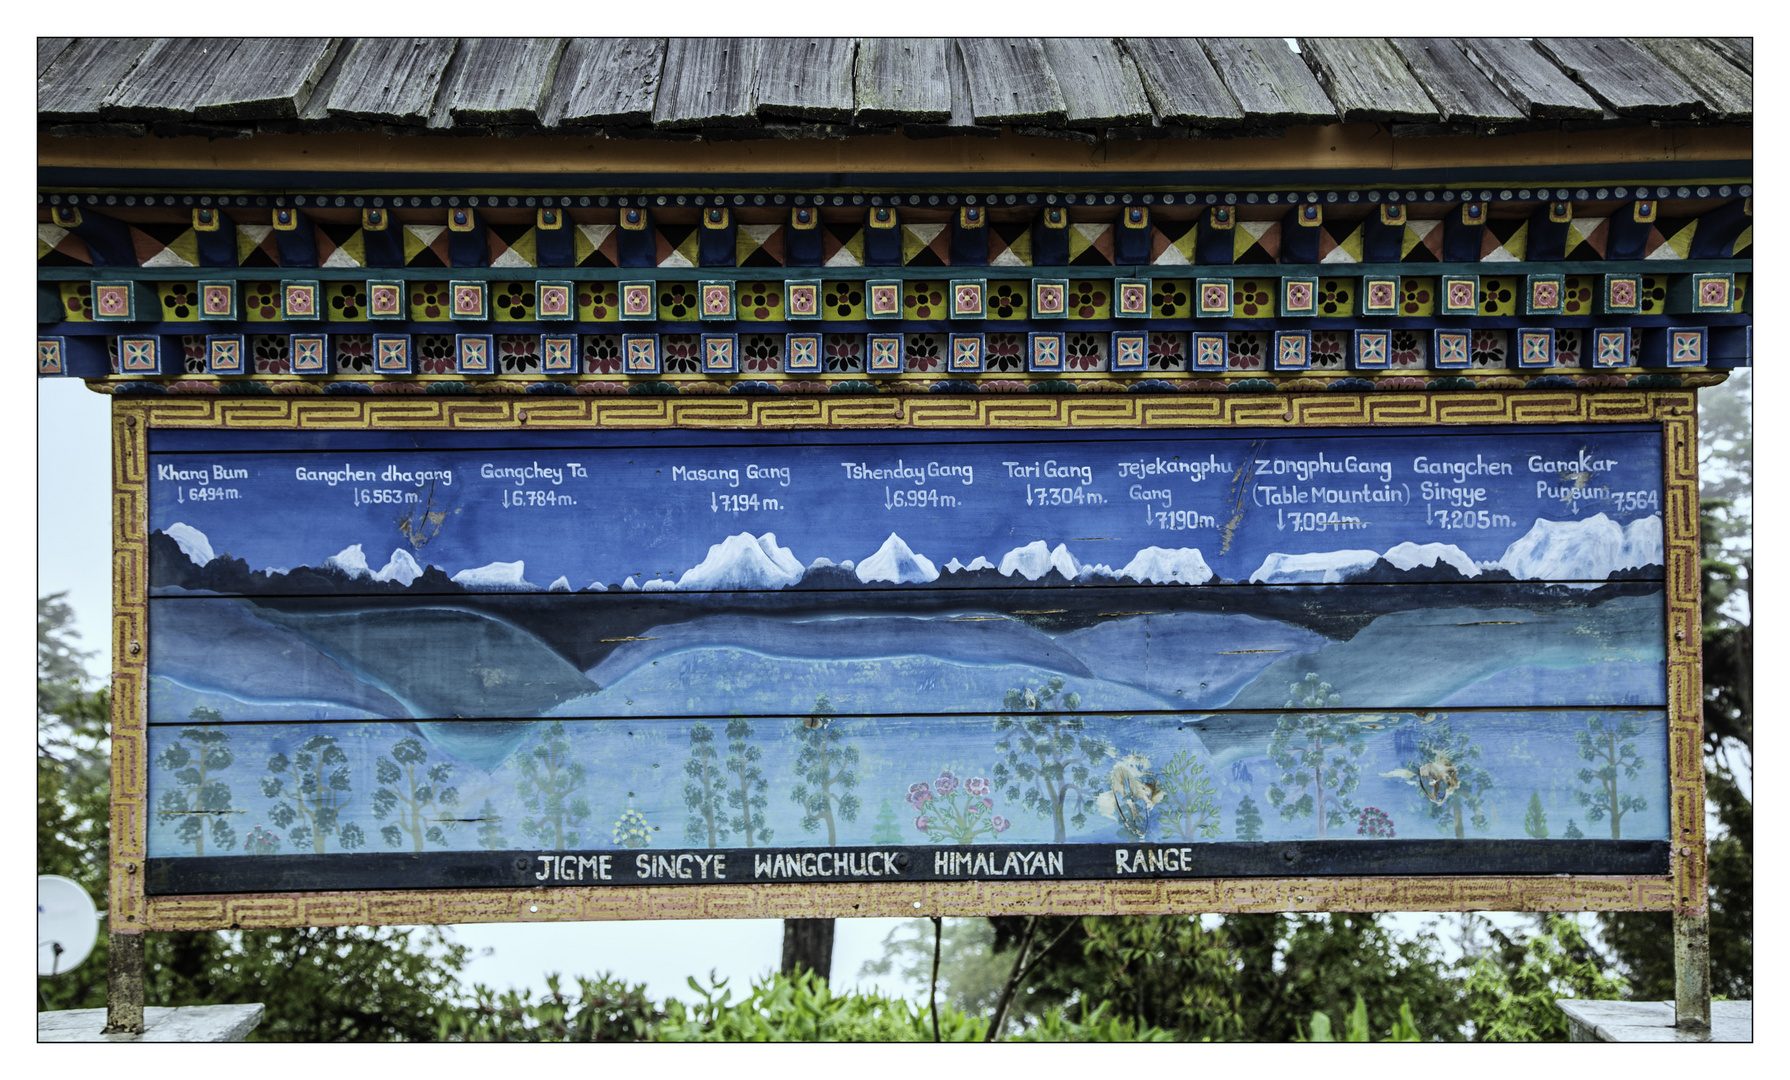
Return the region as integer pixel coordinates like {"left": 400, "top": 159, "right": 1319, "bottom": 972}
{"left": 657, "top": 282, "right": 702, "bottom": 322}
{"left": 493, "top": 282, "right": 537, "bottom": 322}
{"left": 1067, "top": 281, "right": 1110, "bottom": 320}
{"left": 1065, "top": 331, "right": 1106, "bottom": 371}
{"left": 578, "top": 282, "right": 620, "bottom": 322}
{"left": 1149, "top": 280, "right": 1191, "bottom": 318}
{"left": 738, "top": 281, "right": 784, "bottom": 322}
{"left": 1310, "top": 329, "right": 1347, "bottom": 370}
{"left": 1399, "top": 278, "right": 1435, "bottom": 316}
{"left": 324, "top": 281, "right": 367, "bottom": 322}
{"left": 409, "top": 281, "right": 449, "bottom": 322}
{"left": 822, "top": 282, "right": 865, "bottom": 320}
{"left": 742, "top": 333, "right": 782, "bottom": 372}
{"left": 1316, "top": 278, "right": 1353, "bottom": 316}
{"left": 663, "top": 334, "right": 702, "bottom": 373}
{"left": 498, "top": 334, "right": 540, "bottom": 373}
{"left": 823, "top": 334, "right": 864, "bottom": 372}
{"left": 904, "top": 333, "right": 943, "bottom": 372}
{"left": 417, "top": 334, "right": 455, "bottom": 374}
{"left": 1233, "top": 278, "right": 1276, "bottom": 318}
{"left": 252, "top": 334, "right": 289, "bottom": 374}
{"left": 583, "top": 334, "right": 624, "bottom": 374}
{"left": 1477, "top": 277, "right": 1517, "bottom": 316}
{"left": 1227, "top": 330, "right": 1266, "bottom": 371}
{"left": 903, "top": 281, "right": 948, "bottom": 320}
{"left": 1147, "top": 332, "right": 1187, "bottom": 371}
{"left": 1470, "top": 329, "right": 1508, "bottom": 369}
{"left": 986, "top": 331, "right": 1025, "bottom": 372}
{"left": 1388, "top": 329, "right": 1424, "bottom": 368}
{"left": 988, "top": 281, "right": 1028, "bottom": 319}
{"left": 158, "top": 283, "right": 202, "bottom": 322}
{"left": 336, "top": 334, "right": 375, "bottom": 374}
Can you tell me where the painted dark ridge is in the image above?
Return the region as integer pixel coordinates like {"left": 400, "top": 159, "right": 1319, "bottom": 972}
{"left": 146, "top": 839, "right": 1672, "bottom": 894}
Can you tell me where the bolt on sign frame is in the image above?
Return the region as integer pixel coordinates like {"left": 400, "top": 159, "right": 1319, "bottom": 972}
{"left": 104, "top": 389, "right": 1705, "bottom": 932}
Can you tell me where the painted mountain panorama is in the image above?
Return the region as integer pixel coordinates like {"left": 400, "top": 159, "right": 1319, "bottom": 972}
{"left": 141, "top": 423, "right": 1671, "bottom": 891}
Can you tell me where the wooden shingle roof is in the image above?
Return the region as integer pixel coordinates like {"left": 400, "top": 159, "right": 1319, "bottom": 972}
{"left": 38, "top": 37, "right": 1751, "bottom": 141}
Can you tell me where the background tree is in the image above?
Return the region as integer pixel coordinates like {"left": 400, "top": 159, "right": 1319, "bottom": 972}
{"left": 870, "top": 799, "right": 903, "bottom": 844}
{"left": 154, "top": 708, "right": 238, "bottom": 856}
{"left": 373, "top": 735, "right": 458, "bottom": 850}
{"left": 475, "top": 798, "right": 508, "bottom": 850}
{"left": 1523, "top": 792, "right": 1548, "bottom": 839}
{"left": 1400, "top": 721, "right": 1492, "bottom": 839}
{"left": 724, "top": 717, "right": 772, "bottom": 846}
{"left": 517, "top": 720, "right": 588, "bottom": 850}
{"left": 790, "top": 695, "right": 861, "bottom": 844}
{"left": 1233, "top": 794, "right": 1264, "bottom": 841}
{"left": 1572, "top": 716, "right": 1646, "bottom": 840}
{"left": 681, "top": 721, "right": 729, "bottom": 847}
{"left": 992, "top": 677, "right": 1109, "bottom": 842}
{"left": 1155, "top": 750, "right": 1222, "bottom": 841}
{"left": 1266, "top": 673, "right": 1365, "bottom": 838}
{"left": 262, "top": 734, "right": 358, "bottom": 854}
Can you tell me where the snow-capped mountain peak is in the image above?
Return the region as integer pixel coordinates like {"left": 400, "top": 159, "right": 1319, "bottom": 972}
{"left": 165, "top": 522, "right": 215, "bottom": 566}
{"left": 999, "top": 541, "right": 1082, "bottom": 581}
{"left": 1497, "top": 513, "right": 1660, "bottom": 580}
{"left": 1120, "top": 546, "right": 1215, "bottom": 585}
{"left": 325, "top": 544, "right": 371, "bottom": 578}
{"left": 373, "top": 548, "right": 423, "bottom": 586}
{"left": 676, "top": 532, "right": 805, "bottom": 590}
{"left": 856, "top": 533, "right": 939, "bottom": 584}
{"left": 452, "top": 560, "right": 531, "bottom": 590}
{"left": 1249, "top": 549, "right": 1381, "bottom": 584}
{"left": 1382, "top": 541, "right": 1481, "bottom": 579}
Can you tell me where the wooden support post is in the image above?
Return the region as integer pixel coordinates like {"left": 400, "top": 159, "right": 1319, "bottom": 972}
{"left": 1674, "top": 911, "right": 1712, "bottom": 1036}
{"left": 101, "top": 931, "right": 146, "bottom": 1035}
{"left": 780, "top": 918, "right": 835, "bottom": 982}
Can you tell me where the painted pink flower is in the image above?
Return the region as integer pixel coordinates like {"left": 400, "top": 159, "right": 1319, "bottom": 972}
{"left": 965, "top": 777, "right": 989, "bottom": 797}
{"left": 907, "top": 782, "right": 933, "bottom": 809}
{"left": 982, "top": 798, "right": 994, "bottom": 811}
{"left": 993, "top": 816, "right": 1011, "bottom": 834}
{"left": 914, "top": 816, "right": 930, "bottom": 832}
{"left": 934, "top": 771, "right": 960, "bottom": 797}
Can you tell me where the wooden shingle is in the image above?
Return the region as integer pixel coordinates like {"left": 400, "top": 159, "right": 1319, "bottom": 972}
{"left": 101, "top": 38, "right": 245, "bottom": 120}
{"left": 1041, "top": 38, "right": 1151, "bottom": 129}
{"left": 853, "top": 39, "right": 952, "bottom": 124}
{"left": 1632, "top": 38, "right": 1751, "bottom": 122}
{"left": 442, "top": 38, "right": 567, "bottom": 126}
{"left": 755, "top": 38, "right": 857, "bottom": 123}
{"left": 324, "top": 38, "right": 461, "bottom": 125}
{"left": 1300, "top": 37, "right": 1438, "bottom": 123}
{"left": 192, "top": 39, "right": 341, "bottom": 121}
{"left": 38, "top": 38, "right": 152, "bottom": 120}
{"left": 1201, "top": 39, "right": 1335, "bottom": 126}
{"left": 653, "top": 38, "right": 762, "bottom": 128}
{"left": 546, "top": 39, "right": 667, "bottom": 129}
{"left": 957, "top": 38, "right": 1067, "bottom": 126}
{"left": 37, "top": 38, "right": 74, "bottom": 78}
{"left": 1458, "top": 38, "right": 1602, "bottom": 120}
{"left": 1390, "top": 38, "right": 1524, "bottom": 126}
{"left": 1534, "top": 38, "right": 1701, "bottom": 119}
{"left": 1119, "top": 38, "right": 1242, "bottom": 127}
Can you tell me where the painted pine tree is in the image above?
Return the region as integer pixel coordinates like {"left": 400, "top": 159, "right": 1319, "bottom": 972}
{"left": 372, "top": 736, "right": 459, "bottom": 850}
{"left": 516, "top": 720, "right": 589, "bottom": 849}
{"left": 155, "top": 707, "right": 237, "bottom": 856}
{"left": 475, "top": 798, "right": 507, "bottom": 850}
{"left": 1157, "top": 749, "right": 1223, "bottom": 841}
{"left": 993, "top": 677, "right": 1110, "bottom": 843}
{"left": 1266, "top": 673, "right": 1365, "bottom": 839}
{"left": 1524, "top": 792, "right": 1549, "bottom": 839}
{"left": 790, "top": 695, "right": 861, "bottom": 844}
{"left": 262, "top": 733, "right": 363, "bottom": 854}
{"left": 1574, "top": 716, "right": 1647, "bottom": 839}
{"left": 1234, "top": 794, "right": 1264, "bottom": 841}
{"left": 724, "top": 716, "right": 772, "bottom": 846}
{"left": 682, "top": 721, "right": 730, "bottom": 847}
{"left": 870, "top": 799, "right": 903, "bottom": 844}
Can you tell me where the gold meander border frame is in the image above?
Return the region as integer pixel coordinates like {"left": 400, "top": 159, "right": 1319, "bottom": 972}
{"left": 108, "top": 391, "right": 1704, "bottom": 932}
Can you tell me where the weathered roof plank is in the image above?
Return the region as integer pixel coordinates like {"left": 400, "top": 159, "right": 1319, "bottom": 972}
{"left": 1390, "top": 38, "right": 1525, "bottom": 125}
{"left": 652, "top": 37, "right": 761, "bottom": 128}
{"left": 1300, "top": 37, "right": 1438, "bottom": 122}
{"left": 754, "top": 38, "right": 856, "bottom": 123}
{"left": 1632, "top": 38, "right": 1751, "bottom": 122}
{"left": 1119, "top": 38, "right": 1241, "bottom": 127}
{"left": 1705, "top": 37, "right": 1752, "bottom": 73}
{"left": 324, "top": 38, "right": 460, "bottom": 124}
{"left": 443, "top": 38, "right": 567, "bottom": 126}
{"left": 101, "top": 38, "right": 245, "bottom": 120}
{"left": 1040, "top": 38, "right": 1151, "bottom": 128}
{"left": 1534, "top": 37, "right": 1702, "bottom": 119}
{"left": 192, "top": 38, "right": 341, "bottom": 121}
{"left": 852, "top": 38, "right": 952, "bottom": 124}
{"left": 37, "top": 38, "right": 74, "bottom": 77}
{"left": 38, "top": 38, "right": 152, "bottom": 119}
{"left": 546, "top": 38, "right": 667, "bottom": 128}
{"left": 1458, "top": 38, "right": 1603, "bottom": 120}
{"left": 903, "top": 36, "right": 999, "bottom": 137}
{"left": 1201, "top": 39, "right": 1335, "bottom": 125}
{"left": 957, "top": 38, "right": 1067, "bottom": 126}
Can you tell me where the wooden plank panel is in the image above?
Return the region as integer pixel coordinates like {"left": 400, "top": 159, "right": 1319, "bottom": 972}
{"left": 323, "top": 37, "right": 460, "bottom": 124}
{"left": 1390, "top": 38, "right": 1524, "bottom": 125}
{"left": 38, "top": 38, "right": 152, "bottom": 120}
{"left": 99, "top": 38, "right": 243, "bottom": 120}
{"left": 957, "top": 38, "right": 1067, "bottom": 125}
{"left": 1200, "top": 38, "right": 1335, "bottom": 126}
{"left": 37, "top": 37, "right": 74, "bottom": 77}
{"left": 1458, "top": 38, "right": 1603, "bottom": 120}
{"left": 1533, "top": 38, "right": 1701, "bottom": 119}
{"left": 1119, "top": 38, "right": 1242, "bottom": 127}
{"left": 852, "top": 38, "right": 951, "bottom": 123}
{"left": 1040, "top": 38, "right": 1151, "bottom": 128}
{"left": 546, "top": 38, "right": 667, "bottom": 128}
{"left": 1631, "top": 38, "right": 1751, "bottom": 122}
{"left": 439, "top": 38, "right": 567, "bottom": 126}
{"left": 652, "top": 38, "right": 762, "bottom": 129}
{"left": 192, "top": 39, "right": 341, "bottom": 121}
{"left": 904, "top": 37, "right": 999, "bottom": 137}
{"left": 1299, "top": 37, "right": 1438, "bottom": 123}
{"left": 754, "top": 37, "right": 856, "bottom": 122}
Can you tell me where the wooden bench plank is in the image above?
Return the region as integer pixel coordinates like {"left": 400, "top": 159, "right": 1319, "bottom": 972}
{"left": 545, "top": 38, "right": 666, "bottom": 128}
{"left": 1119, "top": 38, "right": 1242, "bottom": 127}
{"left": 192, "top": 39, "right": 342, "bottom": 121}
{"left": 1041, "top": 38, "right": 1151, "bottom": 128}
{"left": 1632, "top": 38, "right": 1751, "bottom": 122}
{"left": 441, "top": 38, "right": 568, "bottom": 126}
{"left": 1458, "top": 38, "right": 1602, "bottom": 120}
{"left": 1533, "top": 38, "right": 1701, "bottom": 119}
{"left": 101, "top": 38, "right": 246, "bottom": 120}
{"left": 853, "top": 38, "right": 951, "bottom": 124}
{"left": 39, "top": 38, "right": 151, "bottom": 120}
{"left": 1390, "top": 38, "right": 1524, "bottom": 125}
{"left": 1299, "top": 37, "right": 1438, "bottom": 122}
{"left": 653, "top": 38, "right": 762, "bottom": 129}
{"left": 1201, "top": 38, "right": 1335, "bottom": 125}
{"left": 957, "top": 38, "right": 1066, "bottom": 125}
{"left": 324, "top": 38, "right": 460, "bottom": 124}
{"left": 754, "top": 37, "right": 856, "bottom": 123}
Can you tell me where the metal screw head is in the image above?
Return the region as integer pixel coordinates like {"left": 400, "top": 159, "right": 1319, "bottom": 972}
{"left": 514, "top": 858, "right": 530, "bottom": 871}
{"left": 129, "top": 641, "right": 141, "bottom": 655}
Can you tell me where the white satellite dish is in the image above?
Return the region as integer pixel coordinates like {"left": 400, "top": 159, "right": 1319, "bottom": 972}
{"left": 38, "top": 875, "right": 99, "bottom": 977}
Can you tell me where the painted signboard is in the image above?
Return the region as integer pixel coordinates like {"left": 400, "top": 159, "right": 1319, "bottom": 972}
{"left": 137, "top": 408, "right": 1674, "bottom": 899}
